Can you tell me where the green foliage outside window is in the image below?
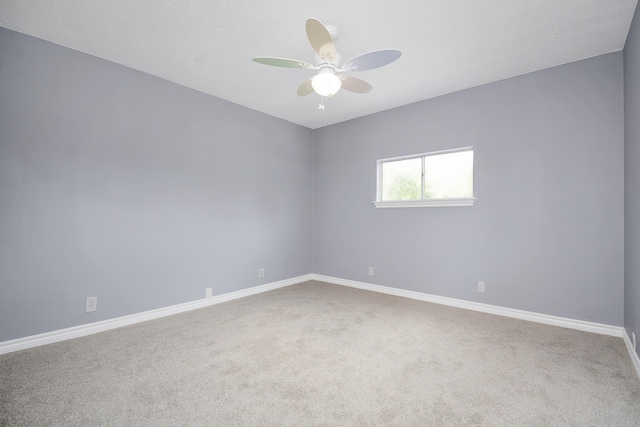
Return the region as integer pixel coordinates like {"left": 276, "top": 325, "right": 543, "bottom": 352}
{"left": 381, "top": 150, "right": 473, "bottom": 201}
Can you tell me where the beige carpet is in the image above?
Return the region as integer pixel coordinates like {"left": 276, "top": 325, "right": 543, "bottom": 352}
{"left": 1, "top": 280, "right": 639, "bottom": 426}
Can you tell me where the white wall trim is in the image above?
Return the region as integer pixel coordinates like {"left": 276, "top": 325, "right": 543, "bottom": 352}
{"left": 311, "top": 274, "right": 624, "bottom": 338}
{"left": 2, "top": 273, "right": 630, "bottom": 363}
{"left": 623, "top": 329, "right": 640, "bottom": 380}
{"left": 0, "top": 274, "right": 313, "bottom": 355}
{"left": 373, "top": 198, "right": 476, "bottom": 208}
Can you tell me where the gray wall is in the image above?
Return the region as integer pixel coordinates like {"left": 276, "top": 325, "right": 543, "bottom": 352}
{"left": 0, "top": 25, "right": 630, "bottom": 343}
{"left": 0, "top": 28, "right": 313, "bottom": 342}
{"left": 625, "top": 6, "right": 640, "bottom": 356}
{"left": 313, "top": 53, "right": 624, "bottom": 326}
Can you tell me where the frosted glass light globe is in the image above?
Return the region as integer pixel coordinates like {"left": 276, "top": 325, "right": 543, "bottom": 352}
{"left": 311, "top": 70, "right": 341, "bottom": 97}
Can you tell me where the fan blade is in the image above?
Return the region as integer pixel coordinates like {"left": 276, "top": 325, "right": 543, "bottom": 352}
{"left": 340, "top": 76, "right": 373, "bottom": 94}
{"left": 341, "top": 49, "right": 402, "bottom": 72}
{"left": 252, "top": 57, "right": 314, "bottom": 69}
{"left": 306, "top": 18, "right": 336, "bottom": 62}
{"left": 297, "top": 79, "right": 314, "bottom": 96}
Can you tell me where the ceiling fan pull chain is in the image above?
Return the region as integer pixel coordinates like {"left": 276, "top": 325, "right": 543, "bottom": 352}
{"left": 319, "top": 96, "right": 326, "bottom": 110}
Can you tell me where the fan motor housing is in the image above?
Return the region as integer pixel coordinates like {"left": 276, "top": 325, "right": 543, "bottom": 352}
{"left": 314, "top": 52, "right": 341, "bottom": 68}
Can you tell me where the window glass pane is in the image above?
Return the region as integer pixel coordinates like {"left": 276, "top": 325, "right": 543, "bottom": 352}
{"left": 424, "top": 150, "right": 473, "bottom": 198}
{"left": 382, "top": 158, "right": 422, "bottom": 201}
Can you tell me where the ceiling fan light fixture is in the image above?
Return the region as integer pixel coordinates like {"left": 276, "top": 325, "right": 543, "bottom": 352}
{"left": 253, "top": 18, "right": 401, "bottom": 104}
{"left": 311, "top": 68, "right": 341, "bottom": 97}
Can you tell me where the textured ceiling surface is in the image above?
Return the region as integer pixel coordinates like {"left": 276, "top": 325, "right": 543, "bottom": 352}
{"left": 0, "top": 0, "right": 637, "bottom": 129}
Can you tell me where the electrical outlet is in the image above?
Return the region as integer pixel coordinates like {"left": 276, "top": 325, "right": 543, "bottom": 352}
{"left": 205, "top": 288, "right": 213, "bottom": 298}
{"left": 477, "top": 281, "right": 486, "bottom": 293}
{"left": 85, "top": 297, "right": 97, "bottom": 312}
{"left": 368, "top": 267, "right": 374, "bottom": 276}
{"left": 258, "top": 268, "right": 265, "bottom": 278}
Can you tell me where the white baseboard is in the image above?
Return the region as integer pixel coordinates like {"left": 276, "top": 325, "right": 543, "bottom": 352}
{"left": 623, "top": 329, "right": 640, "bottom": 380}
{"left": 311, "top": 274, "right": 625, "bottom": 338}
{"left": 1, "top": 273, "right": 630, "bottom": 365}
{"left": 0, "top": 274, "right": 313, "bottom": 355}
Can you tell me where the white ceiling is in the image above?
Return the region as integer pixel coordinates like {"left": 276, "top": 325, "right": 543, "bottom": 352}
{"left": 0, "top": 0, "right": 637, "bottom": 129}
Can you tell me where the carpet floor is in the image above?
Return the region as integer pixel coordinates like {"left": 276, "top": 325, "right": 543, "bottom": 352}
{"left": 1, "top": 280, "right": 639, "bottom": 426}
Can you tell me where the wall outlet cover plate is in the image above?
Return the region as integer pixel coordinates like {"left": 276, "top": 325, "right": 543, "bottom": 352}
{"left": 85, "top": 297, "right": 97, "bottom": 312}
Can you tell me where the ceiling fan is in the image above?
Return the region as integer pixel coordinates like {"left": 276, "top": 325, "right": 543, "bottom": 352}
{"left": 252, "top": 18, "right": 401, "bottom": 109}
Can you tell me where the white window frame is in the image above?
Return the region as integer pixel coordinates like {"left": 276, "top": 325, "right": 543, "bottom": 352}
{"left": 374, "top": 146, "right": 476, "bottom": 208}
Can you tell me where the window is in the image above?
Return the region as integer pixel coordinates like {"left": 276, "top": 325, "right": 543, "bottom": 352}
{"left": 374, "top": 147, "right": 475, "bottom": 208}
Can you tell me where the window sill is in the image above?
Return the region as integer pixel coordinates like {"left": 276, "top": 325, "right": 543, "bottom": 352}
{"left": 373, "top": 197, "right": 476, "bottom": 208}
